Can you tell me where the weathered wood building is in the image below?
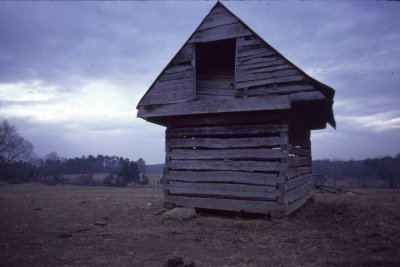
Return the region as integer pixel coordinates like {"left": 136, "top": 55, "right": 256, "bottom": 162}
{"left": 137, "top": 2, "right": 335, "bottom": 216}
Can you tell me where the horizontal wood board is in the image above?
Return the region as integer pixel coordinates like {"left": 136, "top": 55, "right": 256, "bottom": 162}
{"left": 190, "top": 23, "right": 252, "bottom": 43}
{"left": 168, "top": 160, "right": 287, "bottom": 172}
{"left": 165, "top": 170, "right": 284, "bottom": 185}
{"left": 234, "top": 36, "right": 324, "bottom": 102}
{"left": 198, "top": 6, "right": 240, "bottom": 30}
{"left": 289, "top": 166, "right": 312, "bottom": 179}
{"left": 287, "top": 173, "right": 313, "bottom": 191}
{"left": 167, "top": 124, "right": 289, "bottom": 137}
{"left": 165, "top": 195, "right": 285, "bottom": 213}
{"left": 165, "top": 181, "right": 282, "bottom": 199}
{"left": 286, "top": 181, "right": 313, "bottom": 204}
{"left": 138, "top": 43, "right": 195, "bottom": 106}
{"left": 169, "top": 136, "right": 286, "bottom": 149}
{"left": 167, "top": 148, "right": 288, "bottom": 160}
{"left": 138, "top": 95, "right": 290, "bottom": 118}
{"left": 286, "top": 190, "right": 312, "bottom": 215}
{"left": 196, "top": 75, "right": 234, "bottom": 100}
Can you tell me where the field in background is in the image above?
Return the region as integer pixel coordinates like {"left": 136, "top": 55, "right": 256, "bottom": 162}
{"left": 62, "top": 173, "right": 109, "bottom": 182}
{"left": 145, "top": 173, "right": 162, "bottom": 187}
{"left": 53, "top": 173, "right": 162, "bottom": 187}
{"left": 0, "top": 183, "right": 399, "bottom": 266}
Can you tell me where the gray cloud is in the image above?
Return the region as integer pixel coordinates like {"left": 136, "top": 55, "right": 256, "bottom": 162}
{"left": 0, "top": 2, "right": 209, "bottom": 87}
{"left": 0, "top": 1, "right": 399, "bottom": 162}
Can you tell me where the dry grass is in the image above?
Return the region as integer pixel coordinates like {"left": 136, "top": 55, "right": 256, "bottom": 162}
{"left": 0, "top": 183, "right": 399, "bottom": 267}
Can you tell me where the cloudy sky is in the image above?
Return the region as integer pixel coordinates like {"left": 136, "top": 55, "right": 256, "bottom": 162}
{"left": 0, "top": 1, "right": 399, "bottom": 164}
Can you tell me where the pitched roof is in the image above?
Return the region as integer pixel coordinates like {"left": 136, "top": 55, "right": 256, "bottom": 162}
{"left": 137, "top": 2, "right": 335, "bottom": 128}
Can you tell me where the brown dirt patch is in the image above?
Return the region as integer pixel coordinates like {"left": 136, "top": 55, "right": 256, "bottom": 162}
{"left": 0, "top": 183, "right": 399, "bottom": 266}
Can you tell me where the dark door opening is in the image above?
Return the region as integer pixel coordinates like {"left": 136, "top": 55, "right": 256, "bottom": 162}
{"left": 196, "top": 38, "right": 236, "bottom": 100}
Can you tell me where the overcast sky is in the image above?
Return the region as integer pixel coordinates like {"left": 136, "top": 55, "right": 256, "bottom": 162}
{"left": 0, "top": 1, "right": 399, "bottom": 164}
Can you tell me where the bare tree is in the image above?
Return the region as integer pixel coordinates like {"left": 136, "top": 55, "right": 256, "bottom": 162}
{"left": 0, "top": 120, "right": 34, "bottom": 166}
{"left": 44, "top": 151, "right": 62, "bottom": 177}
{"left": 45, "top": 151, "right": 60, "bottom": 162}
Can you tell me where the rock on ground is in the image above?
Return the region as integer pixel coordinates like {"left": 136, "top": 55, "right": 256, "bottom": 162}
{"left": 161, "top": 207, "right": 196, "bottom": 221}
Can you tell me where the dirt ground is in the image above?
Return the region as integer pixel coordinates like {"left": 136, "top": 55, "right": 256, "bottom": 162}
{"left": 0, "top": 183, "right": 399, "bottom": 267}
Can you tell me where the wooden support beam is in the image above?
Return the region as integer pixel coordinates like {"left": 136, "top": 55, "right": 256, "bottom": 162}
{"left": 138, "top": 96, "right": 291, "bottom": 118}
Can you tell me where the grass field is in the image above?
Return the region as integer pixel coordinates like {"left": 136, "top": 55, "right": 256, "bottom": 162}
{"left": 0, "top": 183, "right": 399, "bottom": 266}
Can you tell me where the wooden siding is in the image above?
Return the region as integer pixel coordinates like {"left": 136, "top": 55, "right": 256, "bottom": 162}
{"left": 164, "top": 123, "right": 289, "bottom": 215}
{"left": 189, "top": 5, "right": 251, "bottom": 43}
{"left": 163, "top": 122, "right": 313, "bottom": 215}
{"left": 285, "top": 124, "right": 313, "bottom": 208}
{"left": 235, "top": 36, "right": 323, "bottom": 102}
{"left": 138, "top": 4, "right": 328, "bottom": 117}
{"left": 198, "top": 5, "right": 240, "bottom": 30}
{"left": 138, "top": 44, "right": 195, "bottom": 106}
{"left": 137, "top": 2, "right": 334, "bottom": 129}
{"left": 196, "top": 73, "right": 234, "bottom": 101}
{"left": 135, "top": 1, "right": 334, "bottom": 215}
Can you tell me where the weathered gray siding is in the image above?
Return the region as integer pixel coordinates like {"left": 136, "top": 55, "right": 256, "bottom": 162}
{"left": 189, "top": 5, "right": 252, "bottom": 43}
{"left": 163, "top": 122, "right": 313, "bottom": 216}
{"left": 138, "top": 44, "right": 195, "bottom": 106}
{"left": 136, "top": 2, "right": 334, "bottom": 216}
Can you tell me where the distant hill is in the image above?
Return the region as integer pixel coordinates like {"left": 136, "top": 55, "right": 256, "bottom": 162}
{"left": 146, "top": 164, "right": 164, "bottom": 174}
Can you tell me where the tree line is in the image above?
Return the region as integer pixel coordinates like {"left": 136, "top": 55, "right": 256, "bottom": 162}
{"left": 1, "top": 120, "right": 400, "bottom": 188}
{"left": 313, "top": 155, "right": 400, "bottom": 188}
{"left": 0, "top": 120, "right": 148, "bottom": 186}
